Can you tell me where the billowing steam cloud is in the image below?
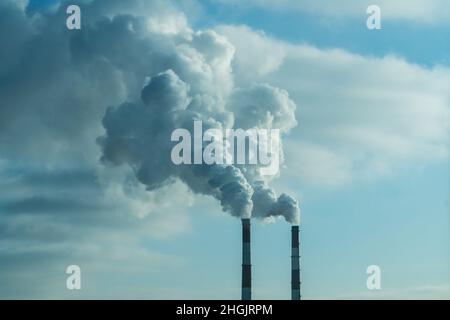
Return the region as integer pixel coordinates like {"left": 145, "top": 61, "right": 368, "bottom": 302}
{"left": 0, "top": 0, "right": 299, "bottom": 223}
{"left": 82, "top": 1, "right": 302, "bottom": 224}
{"left": 99, "top": 70, "right": 254, "bottom": 218}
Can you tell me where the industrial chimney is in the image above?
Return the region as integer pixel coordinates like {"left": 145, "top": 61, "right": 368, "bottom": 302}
{"left": 241, "top": 218, "right": 251, "bottom": 300}
{"left": 291, "top": 225, "right": 301, "bottom": 300}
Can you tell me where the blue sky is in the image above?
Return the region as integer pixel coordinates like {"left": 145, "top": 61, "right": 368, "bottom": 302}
{"left": 0, "top": 0, "right": 448, "bottom": 299}
{"left": 197, "top": 0, "right": 450, "bottom": 67}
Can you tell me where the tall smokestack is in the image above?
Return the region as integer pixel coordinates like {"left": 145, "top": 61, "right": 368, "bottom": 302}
{"left": 241, "top": 218, "right": 251, "bottom": 300}
{"left": 291, "top": 225, "right": 300, "bottom": 300}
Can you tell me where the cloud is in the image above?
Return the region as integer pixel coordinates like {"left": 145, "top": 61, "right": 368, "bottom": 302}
{"left": 218, "top": 24, "right": 450, "bottom": 186}
{"left": 1, "top": 0, "right": 447, "bottom": 299}
{"left": 0, "top": 0, "right": 301, "bottom": 298}
{"left": 285, "top": 141, "right": 353, "bottom": 187}
{"left": 0, "top": 162, "right": 193, "bottom": 298}
{"left": 217, "top": 0, "right": 450, "bottom": 24}
{"left": 0, "top": 0, "right": 197, "bottom": 298}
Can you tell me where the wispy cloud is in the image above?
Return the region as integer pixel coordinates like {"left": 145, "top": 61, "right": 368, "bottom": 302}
{"left": 218, "top": 0, "right": 450, "bottom": 24}
{"left": 218, "top": 24, "right": 450, "bottom": 187}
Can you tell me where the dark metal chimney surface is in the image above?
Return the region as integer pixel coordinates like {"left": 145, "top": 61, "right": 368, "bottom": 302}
{"left": 241, "top": 218, "right": 251, "bottom": 300}
{"left": 291, "top": 225, "right": 301, "bottom": 300}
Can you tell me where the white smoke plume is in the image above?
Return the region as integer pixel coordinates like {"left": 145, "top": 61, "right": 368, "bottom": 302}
{"left": 0, "top": 0, "right": 300, "bottom": 225}
{"left": 90, "top": 1, "right": 301, "bottom": 224}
